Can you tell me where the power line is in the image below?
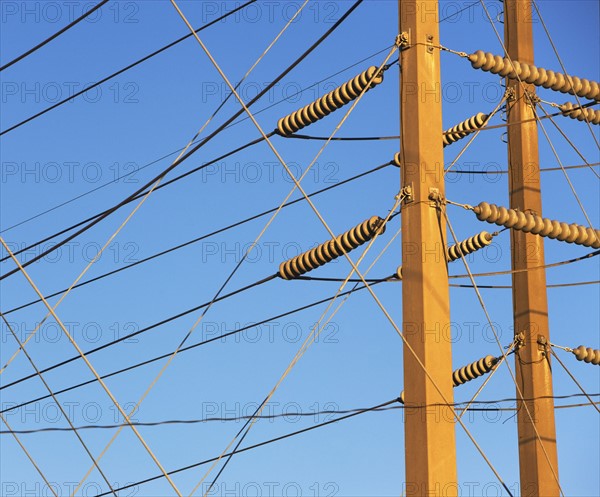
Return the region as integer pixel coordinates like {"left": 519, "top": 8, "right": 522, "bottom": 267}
{"left": 0, "top": 134, "right": 269, "bottom": 265}
{"left": 0, "top": 47, "right": 393, "bottom": 236}
{"left": 0, "top": 0, "right": 110, "bottom": 72}
{"left": 93, "top": 394, "right": 599, "bottom": 497}
{"left": 94, "top": 398, "right": 398, "bottom": 497}
{"left": 0, "top": 281, "right": 384, "bottom": 412}
{"left": 0, "top": 0, "right": 257, "bottom": 135}
{"left": 3, "top": 162, "right": 392, "bottom": 315}
{"left": 0, "top": 273, "right": 280, "bottom": 393}
{"left": 4, "top": 393, "right": 598, "bottom": 435}
{"left": 0, "top": 314, "right": 118, "bottom": 495}
{"left": 0, "top": 0, "right": 364, "bottom": 281}
{"left": 450, "top": 280, "right": 599, "bottom": 289}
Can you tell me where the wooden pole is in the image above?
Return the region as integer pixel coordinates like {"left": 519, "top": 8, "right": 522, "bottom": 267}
{"left": 504, "top": 1, "right": 560, "bottom": 495}
{"left": 399, "top": 2, "right": 457, "bottom": 495}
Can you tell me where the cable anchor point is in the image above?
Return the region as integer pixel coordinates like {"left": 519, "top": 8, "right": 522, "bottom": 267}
{"left": 396, "top": 32, "right": 410, "bottom": 50}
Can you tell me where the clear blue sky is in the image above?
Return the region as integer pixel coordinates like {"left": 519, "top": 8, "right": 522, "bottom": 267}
{"left": 1, "top": 1, "right": 598, "bottom": 496}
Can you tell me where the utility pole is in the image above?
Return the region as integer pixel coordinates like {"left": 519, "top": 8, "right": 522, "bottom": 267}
{"left": 399, "top": 1, "right": 457, "bottom": 495}
{"left": 504, "top": 1, "right": 560, "bottom": 495}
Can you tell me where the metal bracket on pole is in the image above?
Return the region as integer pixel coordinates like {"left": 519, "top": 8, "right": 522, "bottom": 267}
{"left": 401, "top": 183, "right": 414, "bottom": 204}
{"left": 426, "top": 34, "right": 434, "bottom": 53}
{"left": 397, "top": 31, "right": 410, "bottom": 49}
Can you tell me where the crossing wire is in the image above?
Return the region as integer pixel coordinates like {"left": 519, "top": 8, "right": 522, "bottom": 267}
{"left": 444, "top": 95, "right": 508, "bottom": 175}
{"left": 70, "top": 3, "right": 369, "bottom": 492}
{"left": 2, "top": 209, "right": 398, "bottom": 406}
{"left": 534, "top": 102, "right": 598, "bottom": 235}
{"left": 174, "top": 6, "right": 514, "bottom": 492}
{"left": 71, "top": 398, "right": 600, "bottom": 496}
{"left": 0, "top": 238, "right": 185, "bottom": 496}
{"left": 0, "top": 314, "right": 118, "bottom": 496}
{"left": 0, "top": 151, "right": 178, "bottom": 376}
{"left": 0, "top": 282, "right": 385, "bottom": 413}
{"left": 0, "top": 273, "right": 277, "bottom": 390}
{"left": 0, "top": 0, "right": 367, "bottom": 280}
{"left": 0, "top": 71, "right": 253, "bottom": 375}
{"left": 0, "top": 135, "right": 269, "bottom": 265}
{"left": 4, "top": 393, "right": 599, "bottom": 435}
{"left": 531, "top": 0, "right": 600, "bottom": 150}
{"left": 94, "top": 398, "right": 400, "bottom": 497}
{"left": 540, "top": 109, "right": 600, "bottom": 180}
{"left": 0, "top": 45, "right": 394, "bottom": 235}
{"left": 0, "top": 0, "right": 257, "bottom": 135}
{"left": 2, "top": 161, "right": 392, "bottom": 316}
{"left": 0, "top": 0, "right": 110, "bottom": 72}
{"left": 0, "top": 412, "right": 59, "bottom": 497}
{"left": 167, "top": 2, "right": 401, "bottom": 489}
{"left": 458, "top": 345, "right": 515, "bottom": 420}
{"left": 549, "top": 348, "right": 600, "bottom": 414}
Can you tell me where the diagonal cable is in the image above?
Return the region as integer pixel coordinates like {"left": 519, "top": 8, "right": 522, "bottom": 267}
{"left": 549, "top": 348, "right": 600, "bottom": 414}
{"left": 0, "top": 0, "right": 308, "bottom": 377}
{"left": 173, "top": 2, "right": 520, "bottom": 490}
{"left": 530, "top": 0, "right": 600, "bottom": 150}
{"left": 0, "top": 413, "right": 59, "bottom": 497}
{"left": 0, "top": 0, "right": 364, "bottom": 277}
{"left": 192, "top": 196, "right": 403, "bottom": 497}
{"left": 0, "top": 313, "right": 117, "bottom": 496}
{"left": 0, "top": 238, "right": 184, "bottom": 497}
{"left": 0, "top": 0, "right": 110, "bottom": 72}
{"left": 442, "top": 200, "right": 563, "bottom": 495}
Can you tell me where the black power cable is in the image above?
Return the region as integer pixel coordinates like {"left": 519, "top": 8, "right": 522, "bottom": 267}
{"left": 1, "top": 45, "right": 393, "bottom": 235}
{"left": 0, "top": 0, "right": 110, "bottom": 72}
{"left": 3, "top": 393, "right": 597, "bottom": 434}
{"left": 0, "top": 273, "right": 281, "bottom": 392}
{"left": 0, "top": 135, "right": 268, "bottom": 265}
{"left": 0, "top": 281, "right": 383, "bottom": 404}
{"left": 3, "top": 162, "right": 392, "bottom": 315}
{"left": 93, "top": 398, "right": 399, "bottom": 497}
{"left": 0, "top": 0, "right": 257, "bottom": 134}
{"left": 0, "top": 0, "right": 365, "bottom": 281}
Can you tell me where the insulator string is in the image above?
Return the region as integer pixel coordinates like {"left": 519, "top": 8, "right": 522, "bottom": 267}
{"left": 473, "top": 202, "right": 600, "bottom": 249}
{"left": 468, "top": 50, "right": 600, "bottom": 101}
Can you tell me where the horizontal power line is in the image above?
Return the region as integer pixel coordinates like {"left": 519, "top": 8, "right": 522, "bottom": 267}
{"left": 0, "top": 282, "right": 383, "bottom": 408}
{"left": 3, "top": 162, "right": 392, "bottom": 315}
{"left": 3, "top": 393, "right": 597, "bottom": 435}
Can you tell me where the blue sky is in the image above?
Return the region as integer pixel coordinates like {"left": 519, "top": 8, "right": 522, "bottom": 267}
{"left": 0, "top": 1, "right": 599, "bottom": 495}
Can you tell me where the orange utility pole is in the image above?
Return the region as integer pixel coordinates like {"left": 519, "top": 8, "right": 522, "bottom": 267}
{"left": 504, "top": 1, "right": 560, "bottom": 495}
{"left": 399, "top": 1, "right": 457, "bottom": 495}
